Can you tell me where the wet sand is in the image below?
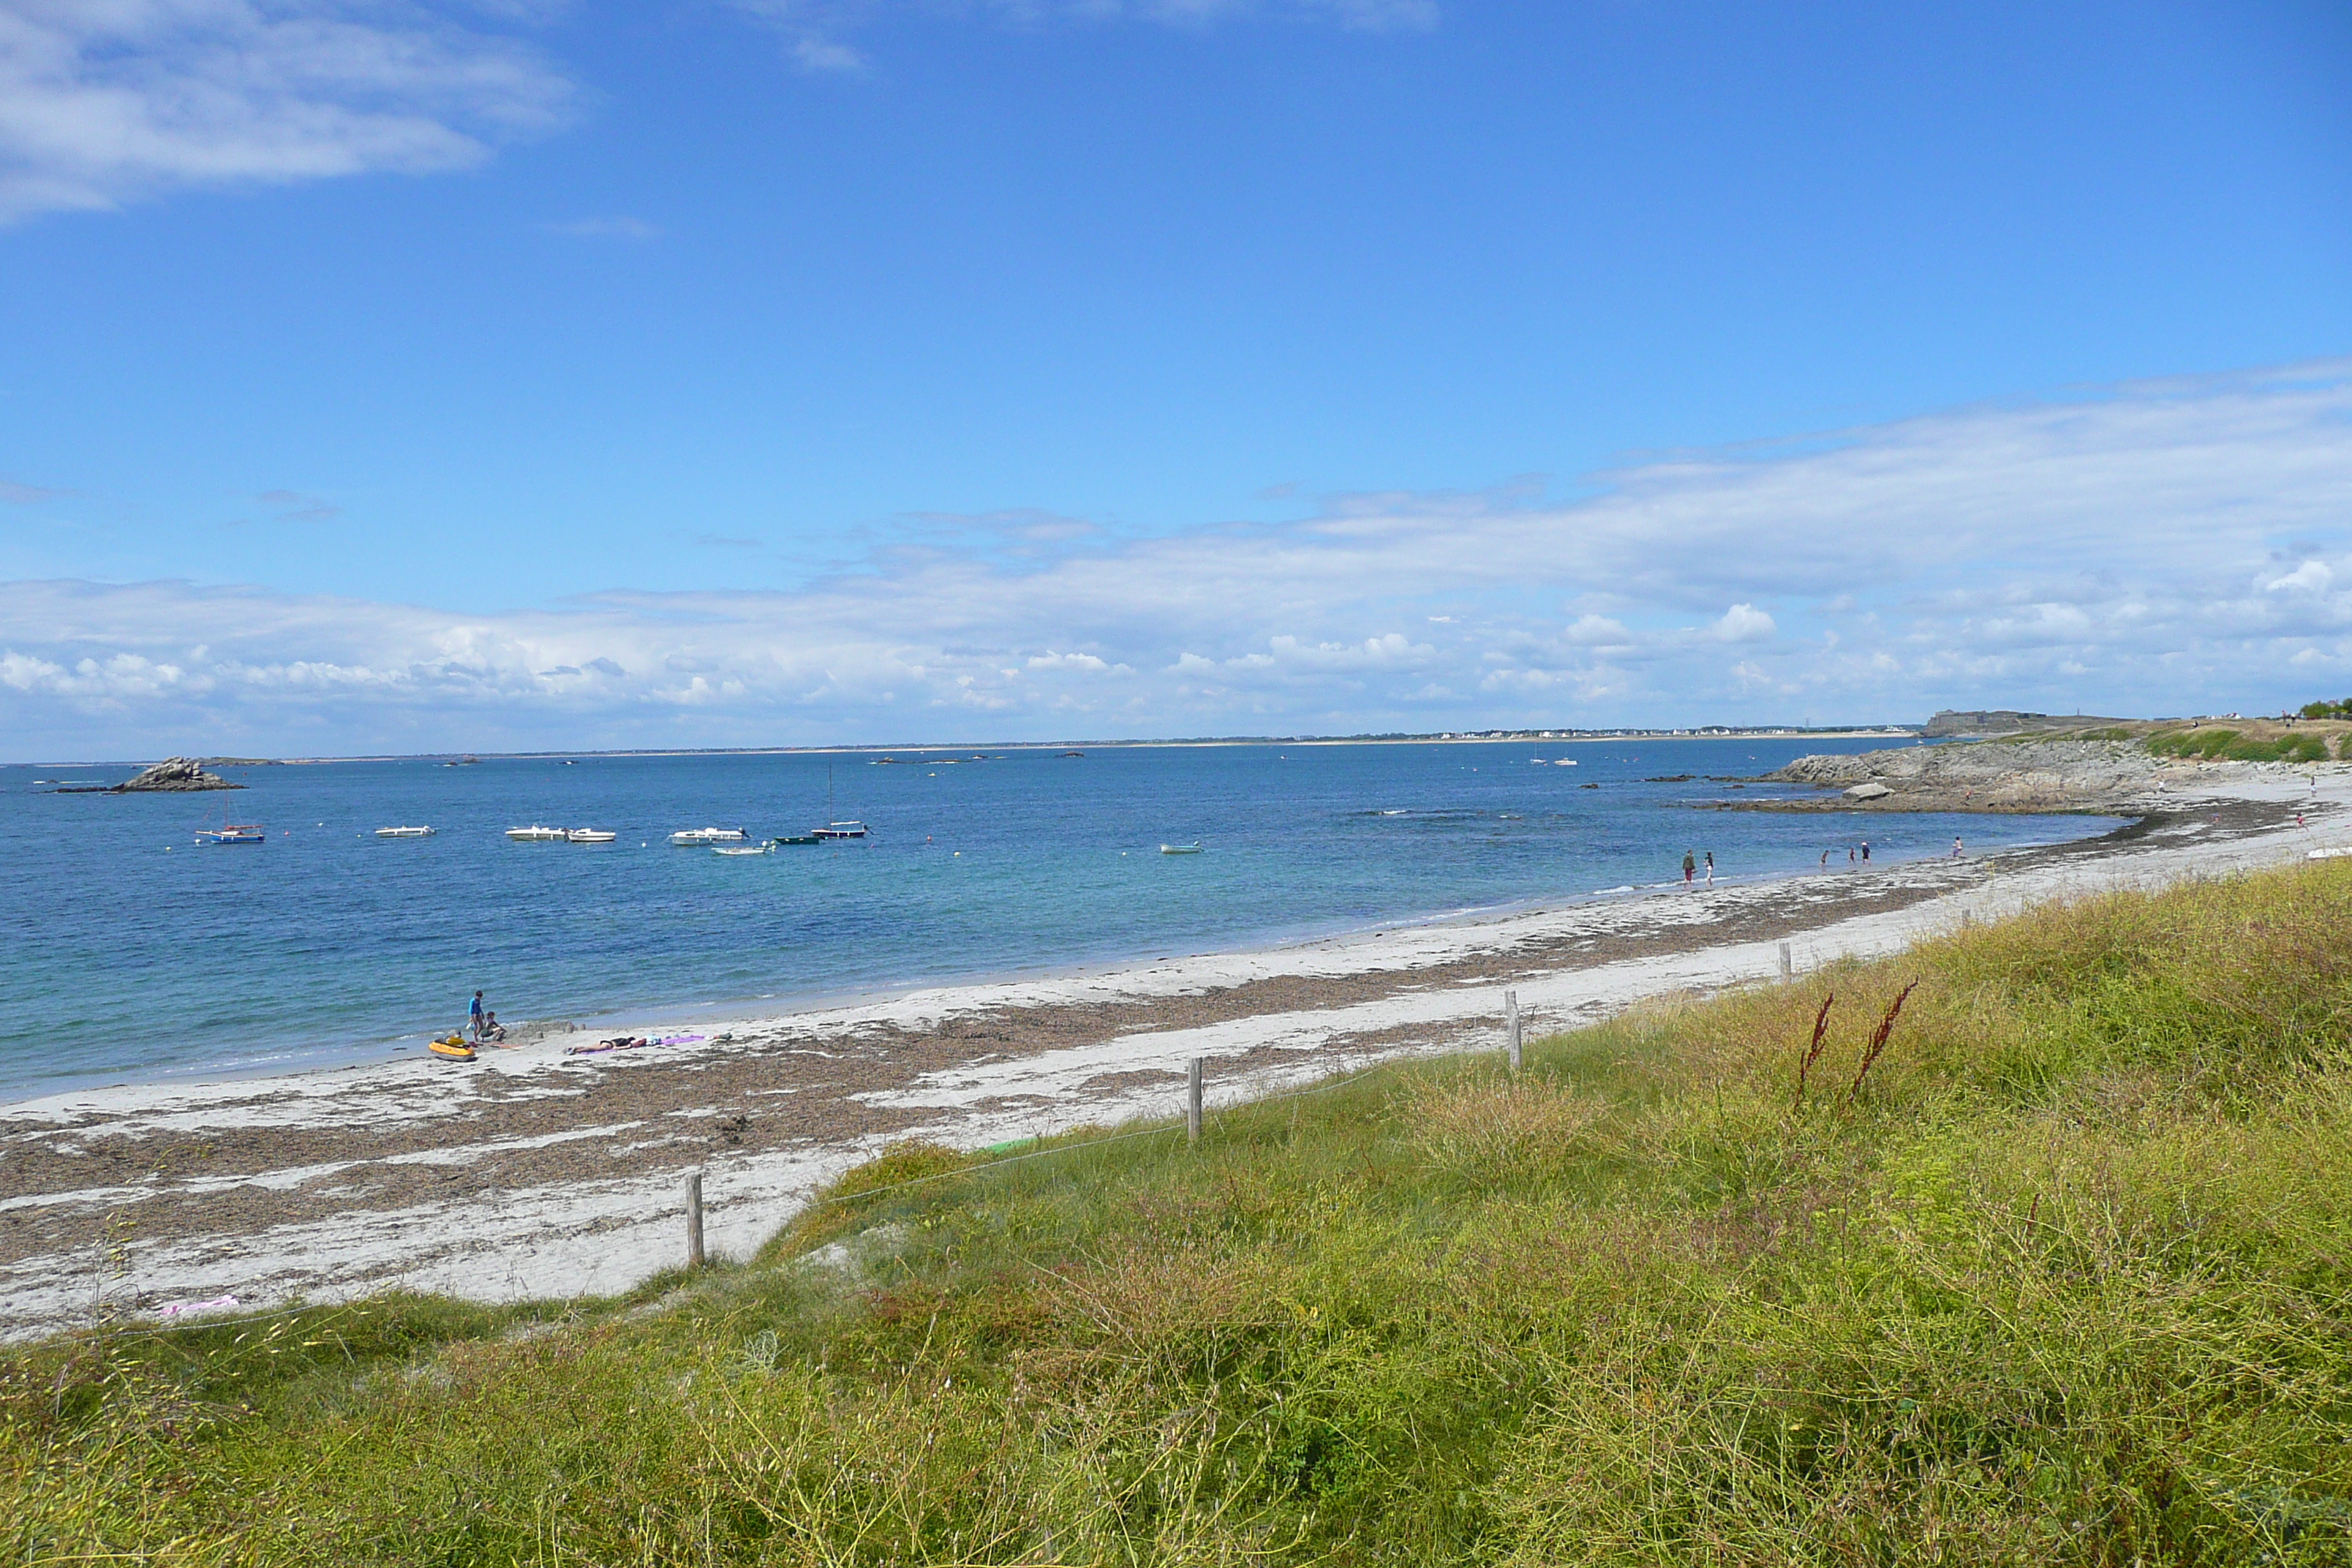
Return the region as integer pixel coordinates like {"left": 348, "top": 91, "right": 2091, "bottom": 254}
{"left": 1, "top": 758, "right": 2338, "bottom": 1340}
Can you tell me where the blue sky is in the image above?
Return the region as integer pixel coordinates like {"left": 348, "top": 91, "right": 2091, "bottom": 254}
{"left": 2, "top": 0, "right": 2349, "bottom": 755}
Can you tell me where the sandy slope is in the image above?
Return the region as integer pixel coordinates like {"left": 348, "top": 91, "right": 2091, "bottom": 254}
{"left": 0, "top": 754, "right": 2337, "bottom": 1339}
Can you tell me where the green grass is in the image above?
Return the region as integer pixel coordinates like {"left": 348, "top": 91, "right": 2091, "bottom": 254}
{"left": 2146, "top": 727, "right": 2332, "bottom": 764}
{"left": 16, "top": 863, "right": 2352, "bottom": 1563}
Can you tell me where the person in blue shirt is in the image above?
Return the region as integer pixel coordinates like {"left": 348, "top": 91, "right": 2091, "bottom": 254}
{"left": 470, "top": 990, "right": 486, "bottom": 1039}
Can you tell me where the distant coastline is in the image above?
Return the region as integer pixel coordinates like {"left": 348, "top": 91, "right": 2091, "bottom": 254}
{"left": 14, "top": 725, "right": 1923, "bottom": 770}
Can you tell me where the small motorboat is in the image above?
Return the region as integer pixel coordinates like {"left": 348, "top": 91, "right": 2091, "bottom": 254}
{"left": 1159, "top": 841, "right": 1204, "bottom": 855}
{"left": 566, "top": 828, "right": 617, "bottom": 843}
{"left": 715, "top": 840, "right": 774, "bottom": 856}
{"left": 772, "top": 833, "right": 822, "bottom": 846}
{"left": 194, "top": 825, "right": 265, "bottom": 845}
{"left": 669, "top": 827, "right": 749, "bottom": 845}
{"left": 506, "top": 825, "right": 567, "bottom": 841}
{"left": 375, "top": 826, "right": 435, "bottom": 838}
{"left": 428, "top": 1035, "right": 478, "bottom": 1062}
{"left": 813, "top": 821, "right": 868, "bottom": 839}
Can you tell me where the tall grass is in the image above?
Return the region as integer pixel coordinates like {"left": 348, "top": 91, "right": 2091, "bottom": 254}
{"left": 14, "top": 862, "right": 2352, "bottom": 1563}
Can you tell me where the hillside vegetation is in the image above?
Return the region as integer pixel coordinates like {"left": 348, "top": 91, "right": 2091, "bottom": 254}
{"left": 2144, "top": 727, "right": 2333, "bottom": 764}
{"left": 15, "top": 863, "right": 2352, "bottom": 1564}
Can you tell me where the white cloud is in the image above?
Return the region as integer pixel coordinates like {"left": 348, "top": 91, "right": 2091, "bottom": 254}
{"left": 2264, "top": 559, "right": 2334, "bottom": 593}
{"left": 1712, "top": 603, "right": 1774, "bottom": 643}
{"left": 10, "top": 360, "right": 2352, "bottom": 754}
{"left": 0, "top": 0, "right": 573, "bottom": 222}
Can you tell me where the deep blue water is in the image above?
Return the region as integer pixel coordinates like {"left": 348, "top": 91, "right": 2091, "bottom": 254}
{"left": 1, "top": 739, "right": 2120, "bottom": 1099}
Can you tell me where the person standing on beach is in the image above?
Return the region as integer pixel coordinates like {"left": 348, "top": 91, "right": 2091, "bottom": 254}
{"left": 1704, "top": 850, "right": 1715, "bottom": 887}
{"left": 1861, "top": 841, "right": 1872, "bottom": 862}
{"left": 470, "top": 990, "right": 486, "bottom": 1039}
{"left": 1951, "top": 837, "right": 1964, "bottom": 858}
{"left": 1682, "top": 851, "right": 1696, "bottom": 885}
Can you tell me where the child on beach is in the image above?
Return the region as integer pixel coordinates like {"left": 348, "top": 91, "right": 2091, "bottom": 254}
{"left": 480, "top": 1012, "right": 508, "bottom": 1044}
{"left": 1951, "top": 837, "right": 1964, "bottom": 858}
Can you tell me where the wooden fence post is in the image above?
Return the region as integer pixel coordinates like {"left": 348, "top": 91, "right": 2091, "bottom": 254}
{"left": 685, "top": 1170, "right": 705, "bottom": 1270}
{"left": 1506, "top": 990, "right": 1522, "bottom": 1074}
{"left": 1779, "top": 941, "right": 1793, "bottom": 983}
{"left": 1187, "top": 1058, "right": 1203, "bottom": 1145}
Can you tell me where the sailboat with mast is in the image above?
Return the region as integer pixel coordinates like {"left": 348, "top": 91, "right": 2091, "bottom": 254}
{"left": 812, "top": 761, "right": 867, "bottom": 839}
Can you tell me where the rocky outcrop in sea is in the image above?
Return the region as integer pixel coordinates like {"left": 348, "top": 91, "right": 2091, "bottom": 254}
{"left": 1755, "top": 738, "right": 2176, "bottom": 814}
{"left": 97, "top": 757, "right": 243, "bottom": 793}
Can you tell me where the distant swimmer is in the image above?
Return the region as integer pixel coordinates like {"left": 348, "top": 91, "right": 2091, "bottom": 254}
{"left": 1683, "top": 851, "right": 1696, "bottom": 885}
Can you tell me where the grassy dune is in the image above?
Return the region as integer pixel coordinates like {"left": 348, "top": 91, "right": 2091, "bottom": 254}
{"left": 15, "top": 863, "right": 2352, "bottom": 1563}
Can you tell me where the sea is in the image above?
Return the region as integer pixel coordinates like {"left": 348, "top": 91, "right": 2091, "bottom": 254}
{"left": 1, "top": 738, "right": 2124, "bottom": 1101}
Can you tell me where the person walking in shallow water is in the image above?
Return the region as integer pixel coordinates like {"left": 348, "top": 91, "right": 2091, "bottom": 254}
{"left": 1682, "top": 851, "right": 1696, "bottom": 886}
{"left": 1861, "top": 841, "right": 1871, "bottom": 863}
{"left": 1704, "top": 850, "right": 1715, "bottom": 887}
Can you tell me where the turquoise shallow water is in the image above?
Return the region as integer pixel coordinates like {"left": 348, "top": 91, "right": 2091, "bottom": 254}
{"left": 1, "top": 738, "right": 2122, "bottom": 1100}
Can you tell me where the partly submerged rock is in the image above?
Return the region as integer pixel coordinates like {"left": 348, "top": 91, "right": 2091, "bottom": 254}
{"left": 111, "top": 757, "right": 241, "bottom": 792}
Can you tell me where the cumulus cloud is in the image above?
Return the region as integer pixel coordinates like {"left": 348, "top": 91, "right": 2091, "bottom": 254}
{"left": 0, "top": 0, "right": 573, "bottom": 222}
{"left": 1712, "top": 604, "right": 1774, "bottom": 643}
{"left": 2265, "top": 559, "right": 2334, "bottom": 593}
{"left": 9, "top": 360, "right": 2352, "bottom": 755}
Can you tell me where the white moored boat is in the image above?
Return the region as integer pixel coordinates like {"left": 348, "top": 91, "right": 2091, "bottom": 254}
{"left": 715, "top": 840, "right": 775, "bottom": 856}
{"left": 669, "top": 827, "right": 749, "bottom": 845}
{"left": 567, "top": 828, "right": 617, "bottom": 843}
{"left": 505, "top": 825, "right": 567, "bottom": 841}
{"left": 1160, "top": 841, "right": 1204, "bottom": 855}
{"left": 375, "top": 826, "right": 435, "bottom": 838}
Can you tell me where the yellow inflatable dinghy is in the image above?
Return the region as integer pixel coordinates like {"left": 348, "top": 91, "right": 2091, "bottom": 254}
{"left": 429, "top": 1035, "right": 478, "bottom": 1062}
